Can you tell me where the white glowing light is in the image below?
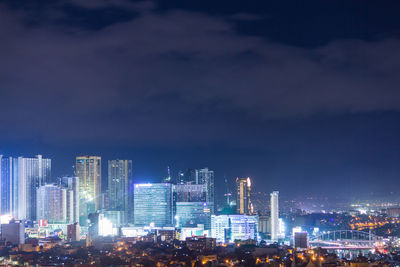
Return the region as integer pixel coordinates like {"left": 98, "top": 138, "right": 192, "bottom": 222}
{"left": 247, "top": 177, "right": 251, "bottom": 187}
{"left": 0, "top": 214, "right": 12, "bottom": 224}
{"left": 292, "top": 226, "right": 302, "bottom": 234}
{"left": 99, "top": 217, "right": 113, "bottom": 236}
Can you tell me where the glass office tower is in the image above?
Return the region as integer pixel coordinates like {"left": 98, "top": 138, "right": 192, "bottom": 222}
{"left": 197, "top": 168, "right": 214, "bottom": 214}
{"left": 134, "top": 183, "right": 173, "bottom": 227}
{"left": 173, "top": 183, "right": 211, "bottom": 229}
{"left": 108, "top": 160, "right": 132, "bottom": 225}
{"left": 0, "top": 156, "right": 14, "bottom": 215}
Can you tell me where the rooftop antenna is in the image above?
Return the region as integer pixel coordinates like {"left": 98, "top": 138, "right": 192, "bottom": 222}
{"left": 163, "top": 165, "right": 172, "bottom": 183}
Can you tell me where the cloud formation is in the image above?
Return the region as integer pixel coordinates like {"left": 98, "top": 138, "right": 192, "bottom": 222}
{"left": 0, "top": 1, "right": 399, "bottom": 146}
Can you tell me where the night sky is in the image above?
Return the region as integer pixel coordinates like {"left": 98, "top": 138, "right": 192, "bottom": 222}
{"left": 1, "top": 0, "right": 400, "bottom": 200}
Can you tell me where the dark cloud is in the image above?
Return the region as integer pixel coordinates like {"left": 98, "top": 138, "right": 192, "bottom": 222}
{"left": 1, "top": 1, "right": 400, "bottom": 198}
{"left": 0, "top": 2, "right": 399, "bottom": 146}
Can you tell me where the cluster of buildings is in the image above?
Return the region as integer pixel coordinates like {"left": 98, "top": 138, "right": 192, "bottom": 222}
{"left": 2, "top": 154, "right": 400, "bottom": 266}
{"left": 0, "top": 155, "right": 51, "bottom": 221}
{"left": 0, "top": 154, "right": 283, "bottom": 247}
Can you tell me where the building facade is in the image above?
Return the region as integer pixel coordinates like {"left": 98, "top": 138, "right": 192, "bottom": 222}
{"left": 197, "top": 168, "right": 214, "bottom": 214}
{"left": 0, "top": 156, "right": 15, "bottom": 215}
{"left": 1, "top": 220, "right": 25, "bottom": 245}
{"left": 0, "top": 155, "right": 51, "bottom": 221}
{"left": 134, "top": 183, "right": 173, "bottom": 227}
{"left": 67, "top": 222, "right": 80, "bottom": 242}
{"left": 36, "top": 184, "right": 67, "bottom": 223}
{"left": 173, "top": 183, "right": 211, "bottom": 229}
{"left": 236, "top": 177, "right": 252, "bottom": 215}
{"left": 270, "top": 191, "right": 279, "bottom": 241}
{"left": 211, "top": 215, "right": 258, "bottom": 243}
{"left": 107, "top": 160, "right": 132, "bottom": 224}
{"left": 60, "top": 176, "right": 79, "bottom": 223}
{"left": 75, "top": 156, "right": 101, "bottom": 224}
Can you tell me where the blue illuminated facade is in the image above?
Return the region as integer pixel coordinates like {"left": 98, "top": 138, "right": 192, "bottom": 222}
{"left": 173, "top": 183, "right": 211, "bottom": 229}
{"left": 0, "top": 155, "right": 51, "bottom": 221}
{"left": 175, "top": 202, "right": 211, "bottom": 229}
{"left": 211, "top": 215, "right": 259, "bottom": 243}
{"left": 0, "top": 156, "right": 15, "bottom": 215}
{"left": 133, "top": 183, "right": 173, "bottom": 227}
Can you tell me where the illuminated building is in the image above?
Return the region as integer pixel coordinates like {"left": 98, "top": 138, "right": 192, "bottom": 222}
{"left": 236, "top": 177, "right": 253, "bottom": 215}
{"left": 179, "top": 224, "right": 207, "bottom": 240}
{"left": 173, "top": 183, "right": 211, "bottom": 229}
{"left": 278, "top": 218, "right": 286, "bottom": 238}
{"left": 36, "top": 184, "right": 67, "bottom": 223}
{"left": 186, "top": 236, "right": 216, "bottom": 252}
{"left": 134, "top": 183, "right": 173, "bottom": 227}
{"left": 100, "top": 191, "right": 110, "bottom": 210}
{"left": 75, "top": 156, "right": 101, "bottom": 225}
{"left": 0, "top": 155, "right": 15, "bottom": 215}
{"left": 60, "top": 176, "right": 79, "bottom": 223}
{"left": 88, "top": 212, "right": 116, "bottom": 240}
{"left": 103, "top": 210, "right": 123, "bottom": 228}
{"left": 270, "top": 191, "right": 279, "bottom": 241}
{"left": 155, "top": 229, "right": 176, "bottom": 243}
{"left": 175, "top": 202, "right": 211, "bottom": 229}
{"left": 197, "top": 168, "right": 214, "bottom": 214}
{"left": 1, "top": 155, "right": 52, "bottom": 221}
{"left": 211, "top": 215, "right": 258, "bottom": 243}
{"left": 177, "top": 169, "right": 197, "bottom": 184}
{"left": 107, "top": 159, "right": 132, "bottom": 224}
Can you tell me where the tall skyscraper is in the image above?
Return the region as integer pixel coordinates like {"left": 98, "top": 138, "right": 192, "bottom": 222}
{"left": 36, "top": 155, "right": 52, "bottom": 186}
{"left": 236, "top": 177, "right": 253, "bottom": 215}
{"left": 0, "top": 156, "right": 15, "bottom": 215}
{"left": 270, "top": 191, "right": 279, "bottom": 241}
{"left": 0, "top": 155, "right": 51, "bottom": 221}
{"left": 36, "top": 184, "right": 67, "bottom": 223}
{"left": 197, "top": 168, "right": 214, "bottom": 214}
{"left": 13, "top": 155, "right": 52, "bottom": 221}
{"left": 108, "top": 160, "right": 132, "bottom": 224}
{"left": 134, "top": 183, "right": 173, "bottom": 227}
{"left": 75, "top": 156, "right": 101, "bottom": 224}
{"left": 60, "top": 176, "right": 80, "bottom": 223}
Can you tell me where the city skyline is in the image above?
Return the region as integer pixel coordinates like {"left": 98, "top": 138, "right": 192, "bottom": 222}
{"left": 1, "top": 0, "right": 400, "bottom": 265}
{"left": 1, "top": 152, "right": 399, "bottom": 202}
